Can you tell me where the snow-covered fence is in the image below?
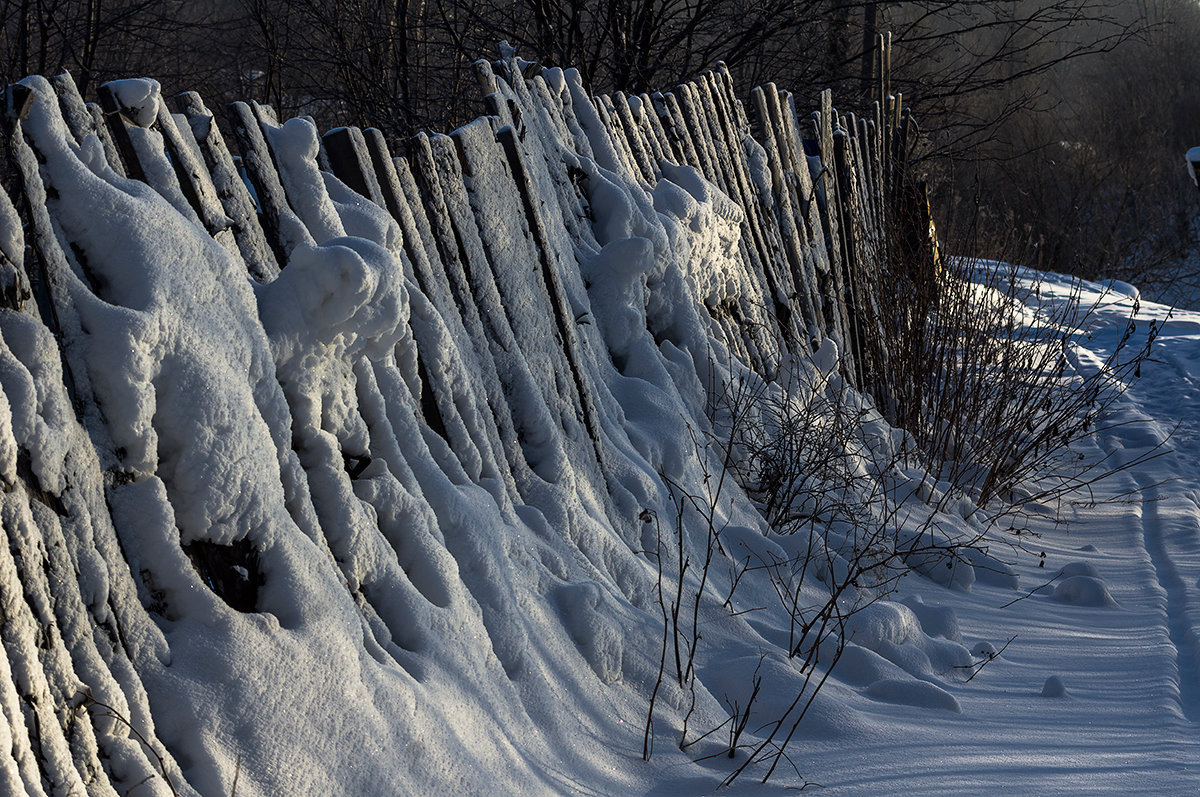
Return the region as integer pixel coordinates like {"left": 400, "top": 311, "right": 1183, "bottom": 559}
{"left": 0, "top": 44, "right": 930, "bottom": 795}
{"left": 2, "top": 45, "right": 922, "bottom": 393}
{"left": 547, "top": 59, "right": 921, "bottom": 390}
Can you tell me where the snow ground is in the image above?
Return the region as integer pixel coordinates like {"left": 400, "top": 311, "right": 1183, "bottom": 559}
{"left": 781, "top": 275, "right": 1200, "bottom": 795}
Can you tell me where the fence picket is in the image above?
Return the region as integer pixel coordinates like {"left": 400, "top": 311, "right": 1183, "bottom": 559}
{"left": 227, "top": 100, "right": 312, "bottom": 263}
{"left": 173, "top": 91, "right": 279, "bottom": 281}
{"left": 3, "top": 50, "right": 930, "bottom": 422}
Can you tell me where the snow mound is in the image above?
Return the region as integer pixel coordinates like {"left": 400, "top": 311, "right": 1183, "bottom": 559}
{"left": 897, "top": 528, "right": 977, "bottom": 591}
{"left": 900, "top": 595, "right": 963, "bottom": 642}
{"left": 1060, "top": 560, "right": 1101, "bottom": 579}
{"left": 1041, "top": 675, "right": 1069, "bottom": 698}
{"left": 1053, "top": 575, "right": 1119, "bottom": 608}
{"left": 865, "top": 678, "right": 962, "bottom": 713}
{"left": 845, "top": 601, "right": 973, "bottom": 683}
{"left": 962, "top": 545, "right": 1020, "bottom": 589}
{"left": 971, "top": 640, "right": 1000, "bottom": 658}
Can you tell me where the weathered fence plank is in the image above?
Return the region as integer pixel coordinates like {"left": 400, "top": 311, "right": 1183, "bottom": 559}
{"left": 323, "top": 126, "right": 387, "bottom": 208}
{"left": 4, "top": 48, "right": 926, "bottom": 444}
{"left": 173, "top": 91, "right": 279, "bottom": 281}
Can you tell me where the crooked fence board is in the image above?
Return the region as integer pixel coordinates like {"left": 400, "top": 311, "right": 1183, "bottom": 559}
{"left": 497, "top": 124, "right": 608, "bottom": 481}
{"left": 323, "top": 126, "right": 387, "bottom": 208}
{"left": 753, "top": 85, "right": 820, "bottom": 343}
{"left": 94, "top": 82, "right": 146, "bottom": 183}
{"left": 452, "top": 118, "right": 603, "bottom": 494}
{"left": 552, "top": 72, "right": 597, "bottom": 162}
{"left": 671, "top": 84, "right": 717, "bottom": 186}
{"left": 49, "top": 73, "right": 98, "bottom": 146}
{"left": 815, "top": 93, "right": 858, "bottom": 384}
{"left": 457, "top": 120, "right": 594, "bottom": 428}
{"left": 82, "top": 100, "right": 125, "bottom": 178}
{"left": 156, "top": 102, "right": 244, "bottom": 271}
{"left": 595, "top": 94, "right": 645, "bottom": 185}
{"left": 495, "top": 65, "right": 594, "bottom": 254}
{"left": 781, "top": 91, "right": 833, "bottom": 292}
{"left": 769, "top": 85, "right": 827, "bottom": 339}
{"left": 361, "top": 127, "right": 427, "bottom": 286}
{"left": 698, "top": 75, "right": 790, "bottom": 364}
{"left": 0, "top": 180, "right": 29, "bottom": 312}
{"left": 98, "top": 83, "right": 205, "bottom": 230}
{"left": 173, "top": 91, "right": 279, "bottom": 281}
{"left": 410, "top": 132, "right": 504, "bottom": 365}
{"left": 227, "top": 100, "right": 313, "bottom": 263}
{"left": 612, "top": 91, "right": 657, "bottom": 182}
{"left": 408, "top": 132, "right": 501, "bottom": 355}
{"left": 650, "top": 93, "right": 686, "bottom": 166}
{"left": 427, "top": 131, "right": 535, "bottom": 489}
{"left": 4, "top": 81, "right": 115, "bottom": 459}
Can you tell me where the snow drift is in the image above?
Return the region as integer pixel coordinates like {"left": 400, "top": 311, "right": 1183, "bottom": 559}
{"left": 0, "top": 55, "right": 1024, "bottom": 795}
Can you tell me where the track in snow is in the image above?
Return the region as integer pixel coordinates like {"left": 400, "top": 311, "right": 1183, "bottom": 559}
{"left": 1114, "top": 308, "right": 1200, "bottom": 725}
{"left": 1137, "top": 472, "right": 1200, "bottom": 723}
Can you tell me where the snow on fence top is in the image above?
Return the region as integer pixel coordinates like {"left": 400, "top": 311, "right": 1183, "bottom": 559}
{"left": 0, "top": 40, "right": 940, "bottom": 795}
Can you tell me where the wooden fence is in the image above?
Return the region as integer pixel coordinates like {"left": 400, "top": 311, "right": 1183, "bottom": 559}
{"left": 2, "top": 37, "right": 927, "bottom": 401}
{"left": 0, "top": 36, "right": 936, "bottom": 795}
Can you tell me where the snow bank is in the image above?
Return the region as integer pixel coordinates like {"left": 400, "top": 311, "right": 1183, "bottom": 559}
{"left": 0, "top": 58, "right": 1078, "bottom": 795}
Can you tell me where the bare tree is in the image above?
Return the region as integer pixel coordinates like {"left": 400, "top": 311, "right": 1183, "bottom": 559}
{"left": 1, "top": 0, "right": 241, "bottom": 95}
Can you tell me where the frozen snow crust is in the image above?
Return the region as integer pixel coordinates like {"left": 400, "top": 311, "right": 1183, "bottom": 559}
{"left": 2, "top": 56, "right": 1197, "bottom": 795}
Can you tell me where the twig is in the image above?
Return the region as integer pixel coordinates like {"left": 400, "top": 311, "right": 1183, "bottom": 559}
{"left": 953, "top": 634, "right": 1018, "bottom": 683}
{"left": 81, "top": 690, "right": 179, "bottom": 797}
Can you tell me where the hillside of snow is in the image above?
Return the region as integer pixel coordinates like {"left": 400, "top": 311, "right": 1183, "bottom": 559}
{"left": 0, "top": 59, "right": 1195, "bottom": 796}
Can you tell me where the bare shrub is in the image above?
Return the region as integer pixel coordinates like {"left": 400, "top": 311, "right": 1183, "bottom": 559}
{"left": 867, "top": 198, "right": 1163, "bottom": 516}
